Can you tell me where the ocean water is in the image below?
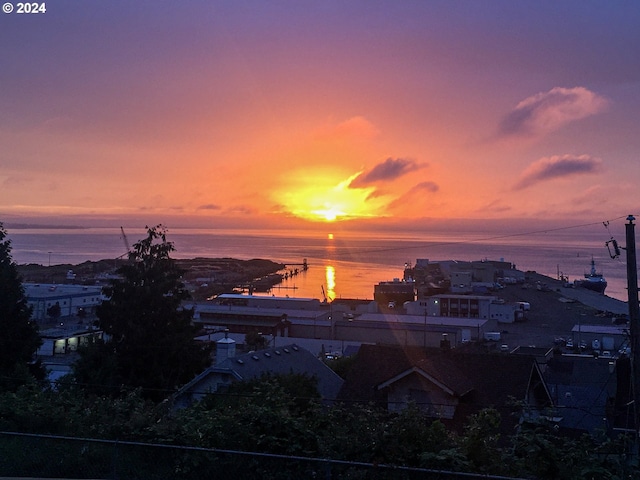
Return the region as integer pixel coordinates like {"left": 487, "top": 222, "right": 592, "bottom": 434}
{"left": 6, "top": 226, "right": 634, "bottom": 302}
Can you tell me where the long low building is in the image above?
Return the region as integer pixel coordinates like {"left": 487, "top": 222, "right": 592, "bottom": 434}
{"left": 570, "top": 324, "right": 629, "bottom": 352}
{"left": 192, "top": 294, "right": 331, "bottom": 338}
{"left": 24, "top": 283, "right": 105, "bottom": 322}
{"left": 335, "top": 313, "right": 488, "bottom": 348}
{"left": 193, "top": 294, "right": 487, "bottom": 349}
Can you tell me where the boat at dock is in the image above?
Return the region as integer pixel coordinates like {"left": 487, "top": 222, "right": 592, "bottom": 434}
{"left": 573, "top": 258, "right": 607, "bottom": 294}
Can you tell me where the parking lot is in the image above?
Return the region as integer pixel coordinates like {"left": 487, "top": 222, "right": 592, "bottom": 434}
{"left": 482, "top": 272, "right": 628, "bottom": 352}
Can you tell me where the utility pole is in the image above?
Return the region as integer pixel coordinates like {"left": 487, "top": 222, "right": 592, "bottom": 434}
{"left": 626, "top": 215, "right": 639, "bottom": 433}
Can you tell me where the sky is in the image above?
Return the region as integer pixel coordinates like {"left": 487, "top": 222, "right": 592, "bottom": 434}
{"left": 1, "top": 0, "right": 639, "bottom": 232}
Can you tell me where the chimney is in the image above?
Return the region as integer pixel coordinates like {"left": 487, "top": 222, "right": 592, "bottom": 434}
{"left": 216, "top": 332, "right": 236, "bottom": 365}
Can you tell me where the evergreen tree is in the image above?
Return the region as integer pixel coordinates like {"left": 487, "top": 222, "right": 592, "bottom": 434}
{"left": 74, "top": 225, "right": 212, "bottom": 401}
{"left": 0, "top": 222, "right": 43, "bottom": 389}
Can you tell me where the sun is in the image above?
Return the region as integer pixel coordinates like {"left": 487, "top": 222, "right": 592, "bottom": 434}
{"left": 275, "top": 170, "right": 383, "bottom": 223}
{"left": 313, "top": 205, "right": 346, "bottom": 222}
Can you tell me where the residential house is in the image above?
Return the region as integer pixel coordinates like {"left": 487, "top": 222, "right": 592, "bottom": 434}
{"left": 338, "top": 344, "right": 552, "bottom": 434}
{"left": 172, "top": 341, "right": 344, "bottom": 409}
{"left": 544, "top": 355, "right": 618, "bottom": 436}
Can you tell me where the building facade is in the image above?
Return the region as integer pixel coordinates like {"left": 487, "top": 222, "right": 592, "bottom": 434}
{"left": 24, "top": 283, "right": 105, "bottom": 322}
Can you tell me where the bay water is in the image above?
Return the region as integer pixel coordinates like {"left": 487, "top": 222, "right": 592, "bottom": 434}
{"left": 6, "top": 226, "right": 632, "bottom": 302}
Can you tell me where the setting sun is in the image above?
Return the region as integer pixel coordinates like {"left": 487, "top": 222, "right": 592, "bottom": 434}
{"left": 276, "top": 171, "right": 385, "bottom": 222}
{"left": 312, "top": 205, "right": 345, "bottom": 222}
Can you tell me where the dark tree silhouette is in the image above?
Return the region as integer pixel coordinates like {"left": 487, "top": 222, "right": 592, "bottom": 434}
{"left": 0, "top": 222, "right": 43, "bottom": 389}
{"left": 245, "top": 330, "right": 268, "bottom": 351}
{"left": 47, "top": 301, "right": 61, "bottom": 321}
{"left": 74, "top": 225, "right": 212, "bottom": 400}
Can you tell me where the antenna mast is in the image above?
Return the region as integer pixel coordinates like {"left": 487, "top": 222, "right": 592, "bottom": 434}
{"left": 625, "top": 216, "right": 640, "bottom": 435}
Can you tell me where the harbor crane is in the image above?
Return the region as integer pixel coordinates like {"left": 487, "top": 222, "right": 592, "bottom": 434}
{"left": 118, "top": 226, "right": 132, "bottom": 259}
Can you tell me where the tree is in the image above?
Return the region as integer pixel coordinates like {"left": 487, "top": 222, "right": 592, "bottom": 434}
{"left": 0, "top": 222, "right": 43, "bottom": 389}
{"left": 244, "top": 330, "right": 268, "bottom": 351}
{"left": 460, "top": 408, "right": 503, "bottom": 473}
{"left": 74, "top": 225, "right": 212, "bottom": 400}
{"left": 47, "top": 301, "right": 61, "bottom": 322}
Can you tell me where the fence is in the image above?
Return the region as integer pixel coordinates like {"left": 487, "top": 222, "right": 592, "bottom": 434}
{"left": 0, "top": 431, "right": 526, "bottom": 480}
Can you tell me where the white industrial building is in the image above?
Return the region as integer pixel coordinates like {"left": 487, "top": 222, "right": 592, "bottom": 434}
{"left": 23, "top": 283, "right": 105, "bottom": 322}
{"left": 405, "top": 294, "right": 524, "bottom": 324}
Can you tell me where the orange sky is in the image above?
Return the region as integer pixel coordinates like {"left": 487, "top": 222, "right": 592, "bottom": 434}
{"left": 1, "top": 1, "right": 639, "bottom": 232}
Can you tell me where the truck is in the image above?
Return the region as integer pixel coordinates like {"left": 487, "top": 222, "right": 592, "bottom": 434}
{"left": 484, "top": 331, "right": 501, "bottom": 342}
{"left": 461, "top": 329, "right": 471, "bottom": 344}
{"left": 602, "top": 336, "right": 615, "bottom": 351}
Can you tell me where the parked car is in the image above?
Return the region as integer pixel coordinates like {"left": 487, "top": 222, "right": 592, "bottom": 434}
{"left": 619, "top": 346, "right": 632, "bottom": 356}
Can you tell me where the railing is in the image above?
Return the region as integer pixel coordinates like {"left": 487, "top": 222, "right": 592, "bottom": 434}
{"left": 0, "top": 431, "right": 526, "bottom": 480}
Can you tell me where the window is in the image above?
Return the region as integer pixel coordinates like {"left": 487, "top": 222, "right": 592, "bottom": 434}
{"left": 409, "top": 388, "right": 435, "bottom": 414}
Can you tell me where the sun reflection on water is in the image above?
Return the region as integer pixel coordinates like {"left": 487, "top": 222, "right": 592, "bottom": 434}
{"left": 325, "top": 265, "right": 336, "bottom": 300}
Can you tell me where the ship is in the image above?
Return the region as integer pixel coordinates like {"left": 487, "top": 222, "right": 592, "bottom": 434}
{"left": 574, "top": 257, "right": 607, "bottom": 294}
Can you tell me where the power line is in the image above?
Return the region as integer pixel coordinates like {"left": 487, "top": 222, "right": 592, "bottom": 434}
{"left": 334, "top": 215, "right": 632, "bottom": 258}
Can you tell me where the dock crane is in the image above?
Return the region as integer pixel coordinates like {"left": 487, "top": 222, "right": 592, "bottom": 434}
{"left": 118, "top": 226, "right": 132, "bottom": 259}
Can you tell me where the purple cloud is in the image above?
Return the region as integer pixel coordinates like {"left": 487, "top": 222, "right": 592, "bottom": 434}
{"left": 224, "top": 205, "right": 257, "bottom": 215}
{"left": 475, "top": 199, "right": 512, "bottom": 214}
{"left": 499, "top": 87, "right": 608, "bottom": 137}
{"left": 197, "top": 204, "right": 221, "bottom": 211}
{"left": 387, "top": 181, "right": 440, "bottom": 210}
{"left": 412, "top": 181, "right": 439, "bottom": 193}
{"left": 349, "top": 158, "right": 425, "bottom": 188}
{"left": 513, "top": 154, "right": 603, "bottom": 190}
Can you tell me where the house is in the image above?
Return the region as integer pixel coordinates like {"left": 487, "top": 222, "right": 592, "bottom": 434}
{"left": 172, "top": 340, "right": 344, "bottom": 409}
{"left": 338, "top": 344, "right": 552, "bottom": 434}
{"left": 543, "top": 355, "right": 618, "bottom": 436}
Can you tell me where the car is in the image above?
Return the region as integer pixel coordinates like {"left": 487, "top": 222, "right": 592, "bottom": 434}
{"left": 566, "top": 340, "right": 574, "bottom": 348}
{"left": 619, "top": 346, "right": 631, "bottom": 356}
{"left": 600, "top": 351, "right": 612, "bottom": 358}
{"left": 500, "top": 344, "right": 509, "bottom": 352}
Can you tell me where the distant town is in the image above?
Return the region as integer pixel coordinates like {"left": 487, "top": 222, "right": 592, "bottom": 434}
{"left": 21, "top": 254, "right": 634, "bottom": 439}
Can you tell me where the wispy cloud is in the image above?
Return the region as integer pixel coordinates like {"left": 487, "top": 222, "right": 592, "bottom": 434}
{"left": 474, "top": 199, "right": 512, "bottom": 214}
{"left": 386, "top": 181, "right": 440, "bottom": 211}
{"left": 499, "top": 87, "right": 608, "bottom": 137}
{"left": 412, "top": 181, "right": 439, "bottom": 193}
{"left": 197, "top": 204, "right": 221, "bottom": 211}
{"left": 224, "top": 205, "right": 257, "bottom": 215}
{"left": 349, "top": 158, "right": 426, "bottom": 188}
{"left": 513, "top": 154, "right": 603, "bottom": 190}
{"left": 2, "top": 175, "right": 34, "bottom": 187}
{"left": 314, "top": 116, "right": 380, "bottom": 141}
